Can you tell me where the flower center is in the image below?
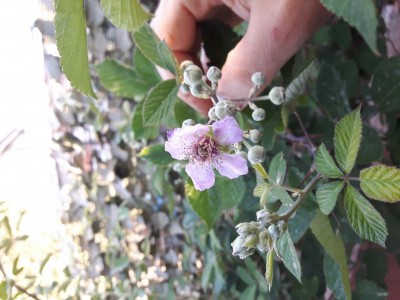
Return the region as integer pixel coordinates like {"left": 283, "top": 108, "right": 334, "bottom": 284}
{"left": 194, "top": 136, "right": 218, "bottom": 161}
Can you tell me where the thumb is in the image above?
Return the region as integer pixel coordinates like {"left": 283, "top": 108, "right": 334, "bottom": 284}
{"left": 217, "top": 0, "right": 330, "bottom": 100}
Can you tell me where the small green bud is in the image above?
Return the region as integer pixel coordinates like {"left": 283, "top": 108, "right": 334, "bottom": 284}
{"left": 252, "top": 108, "right": 266, "bottom": 121}
{"left": 249, "top": 129, "right": 262, "bottom": 143}
{"left": 251, "top": 72, "right": 265, "bottom": 87}
{"left": 189, "top": 83, "right": 209, "bottom": 99}
{"left": 244, "top": 234, "right": 258, "bottom": 248}
{"left": 208, "top": 107, "right": 219, "bottom": 121}
{"left": 215, "top": 105, "right": 229, "bottom": 120}
{"left": 183, "top": 65, "right": 203, "bottom": 86}
{"left": 267, "top": 224, "right": 281, "bottom": 239}
{"left": 248, "top": 145, "right": 266, "bottom": 164}
{"left": 180, "top": 60, "right": 194, "bottom": 73}
{"left": 215, "top": 100, "right": 237, "bottom": 119}
{"left": 182, "top": 119, "right": 195, "bottom": 127}
{"left": 269, "top": 87, "right": 285, "bottom": 105}
{"left": 207, "top": 66, "right": 222, "bottom": 82}
{"left": 236, "top": 222, "right": 259, "bottom": 236}
{"left": 256, "top": 229, "right": 272, "bottom": 253}
{"left": 180, "top": 83, "right": 190, "bottom": 94}
{"left": 257, "top": 209, "right": 278, "bottom": 226}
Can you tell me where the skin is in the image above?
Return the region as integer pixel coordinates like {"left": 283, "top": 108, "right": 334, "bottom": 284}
{"left": 151, "top": 0, "right": 331, "bottom": 115}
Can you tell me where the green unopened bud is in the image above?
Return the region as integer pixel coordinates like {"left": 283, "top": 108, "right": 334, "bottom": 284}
{"left": 249, "top": 129, "right": 262, "bottom": 143}
{"left": 257, "top": 229, "right": 272, "bottom": 253}
{"left": 215, "top": 105, "right": 229, "bottom": 120}
{"left": 180, "top": 60, "right": 194, "bottom": 73}
{"left": 183, "top": 65, "right": 203, "bottom": 86}
{"left": 252, "top": 108, "right": 266, "bottom": 121}
{"left": 236, "top": 222, "right": 259, "bottom": 236}
{"left": 189, "top": 83, "right": 209, "bottom": 99}
{"left": 182, "top": 119, "right": 195, "bottom": 127}
{"left": 267, "top": 224, "right": 281, "bottom": 239}
{"left": 248, "top": 145, "right": 266, "bottom": 164}
{"left": 215, "top": 100, "right": 237, "bottom": 119}
{"left": 269, "top": 87, "right": 285, "bottom": 105}
{"left": 256, "top": 210, "right": 278, "bottom": 226}
{"left": 207, "top": 66, "right": 222, "bottom": 82}
{"left": 180, "top": 83, "right": 190, "bottom": 94}
{"left": 208, "top": 107, "right": 218, "bottom": 121}
{"left": 251, "top": 72, "right": 265, "bottom": 87}
{"left": 244, "top": 234, "right": 258, "bottom": 248}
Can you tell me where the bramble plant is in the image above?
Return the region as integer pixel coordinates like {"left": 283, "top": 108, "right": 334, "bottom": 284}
{"left": 2, "top": 0, "right": 399, "bottom": 299}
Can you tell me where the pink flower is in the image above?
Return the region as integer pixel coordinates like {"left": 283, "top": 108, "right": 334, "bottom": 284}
{"left": 165, "top": 117, "right": 248, "bottom": 191}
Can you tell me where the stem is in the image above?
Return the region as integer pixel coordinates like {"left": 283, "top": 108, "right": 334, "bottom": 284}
{"left": 210, "top": 94, "right": 218, "bottom": 105}
{"left": 241, "top": 139, "right": 252, "bottom": 150}
{"left": 279, "top": 185, "right": 303, "bottom": 195}
{"left": 227, "top": 95, "right": 271, "bottom": 102}
{"left": 0, "top": 260, "right": 41, "bottom": 300}
{"left": 293, "top": 111, "right": 315, "bottom": 154}
{"left": 280, "top": 174, "right": 322, "bottom": 222}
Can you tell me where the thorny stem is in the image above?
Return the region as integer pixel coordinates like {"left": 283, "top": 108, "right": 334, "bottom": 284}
{"left": 280, "top": 174, "right": 322, "bottom": 222}
{"left": 0, "top": 260, "right": 41, "bottom": 300}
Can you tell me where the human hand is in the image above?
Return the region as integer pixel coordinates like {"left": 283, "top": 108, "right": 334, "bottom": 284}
{"left": 151, "top": 0, "right": 331, "bottom": 116}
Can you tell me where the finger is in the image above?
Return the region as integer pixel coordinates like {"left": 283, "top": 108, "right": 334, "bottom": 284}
{"left": 218, "top": 0, "right": 331, "bottom": 100}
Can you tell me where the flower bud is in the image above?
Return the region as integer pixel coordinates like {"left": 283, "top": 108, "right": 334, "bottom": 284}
{"left": 215, "top": 100, "right": 237, "bottom": 119}
{"left": 277, "top": 220, "right": 288, "bottom": 233}
{"left": 249, "top": 129, "right": 262, "bottom": 143}
{"left": 215, "top": 105, "right": 229, "bottom": 120}
{"left": 256, "top": 229, "right": 271, "bottom": 253}
{"left": 235, "top": 222, "right": 258, "bottom": 236}
{"left": 251, "top": 72, "right": 265, "bottom": 87}
{"left": 247, "top": 145, "right": 266, "bottom": 164}
{"left": 244, "top": 234, "right": 258, "bottom": 248}
{"left": 189, "top": 83, "right": 209, "bottom": 99}
{"left": 182, "top": 119, "right": 195, "bottom": 127}
{"left": 207, "top": 66, "right": 222, "bottom": 82}
{"left": 269, "top": 87, "right": 285, "bottom": 105}
{"left": 183, "top": 65, "right": 203, "bottom": 86}
{"left": 252, "top": 108, "right": 266, "bottom": 121}
{"left": 267, "top": 224, "right": 281, "bottom": 239}
{"left": 208, "top": 107, "right": 218, "bottom": 121}
{"left": 180, "top": 60, "right": 194, "bottom": 73}
{"left": 256, "top": 210, "right": 278, "bottom": 226}
{"left": 180, "top": 83, "right": 190, "bottom": 94}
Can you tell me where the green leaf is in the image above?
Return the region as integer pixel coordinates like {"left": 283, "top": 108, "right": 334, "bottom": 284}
{"left": 138, "top": 144, "right": 174, "bottom": 166}
{"left": 323, "top": 254, "right": 348, "bottom": 300}
{"left": 265, "top": 250, "right": 274, "bottom": 291}
{"left": 344, "top": 185, "right": 388, "bottom": 247}
{"left": 316, "top": 181, "right": 345, "bottom": 215}
{"left": 0, "top": 281, "right": 7, "bottom": 300}
{"left": 143, "top": 79, "right": 178, "bottom": 126}
{"left": 316, "top": 143, "right": 344, "bottom": 178}
{"left": 252, "top": 163, "right": 268, "bottom": 179}
{"left": 54, "top": 0, "right": 96, "bottom": 98}
{"left": 268, "top": 152, "right": 286, "bottom": 185}
{"left": 133, "top": 23, "right": 179, "bottom": 75}
{"left": 131, "top": 100, "right": 159, "bottom": 139}
{"left": 100, "top": 0, "right": 151, "bottom": 31}
{"left": 96, "top": 59, "right": 151, "bottom": 99}
{"left": 185, "top": 181, "right": 221, "bottom": 230}
{"left": 111, "top": 256, "right": 130, "bottom": 274}
{"left": 285, "top": 60, "right": 320, "bottom": 104}
{"left": 174, "top": 100, "right": 198, "bottom": 126}
{"left": 210, "top": 177, "right": 245, "bottom": 210}
{"left": 239, "top": 285, "right": 257, "bottom": 300}
{"left": 334, "top": 107, "right": 362, "bottom": 174}
{"left": 354, "top": 279, "right": 388, "bottom": 300}
{"left": 310, "top": 211, "right": 351, "bottom": 300}
{"left": 360, "top": 165, "right": 400, "bottom": 202}
{"left": 276, "top": 231, "right": 302, "bottom": 283}
{"left": 316, "top": 64, "right": 351, "bottom": 119}
{"left": 371, "top": 57, "right": 400, "bottom": 113}
{"left": 288, "top": 199, "right": 318, "bottom": 243}
{"left": 39, "top": 253, "right": 52, "bottom": 274}
{"left": 320, "top": 0, "right": 378, "bottom": 53}
{"left": 236, "top": 266, "right": 256, "bottom": 285}
{"left": 357, "top": 126, "right": 384, "bottom": 164}
{"left": 134, "top": 48, "right": 161, "bottom": 86}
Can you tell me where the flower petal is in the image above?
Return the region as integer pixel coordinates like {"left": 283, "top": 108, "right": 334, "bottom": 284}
{"left": 212, "top": 117, "right": 243, "bottom": 145}
{"left": 185, "top": 161, "right": 215, "bottom": 191}
{"left": 165, "top": 124, "right": 209, "bottom": 160}
{"left": 213, "top": 153, "right": 248, "bottom": 179}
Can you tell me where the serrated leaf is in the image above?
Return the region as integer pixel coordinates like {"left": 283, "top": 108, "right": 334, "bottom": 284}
{"left": 320, "top": 0, "right": 378, "bottom": 53}
{"left": 185, "top": 181, "right": 221, "bottom": 230}
{"left": 211, "top": 177, "right": 245, "bottom": 210}
{"left": 288, "top": 199, "right": 318, "bottom": 243}
{"left": 253, "top": 183, "right": 270, "bottom": 197}
{"left": 269, "top": 152, "right": 286, "bottom": 185}
{"left": 334, "top": 107, "right": 362, "bottom": 174}
{"left": 285, "top": 60, "right": 320, "bottom": 104}
{"left": 252, "top": 163, "right": 268, "bottom": 179}
{"left": 360, "top": 165, "right": 400, "bottom": 202}
{"left": 371, "top": 57, "right": 400, "bottom": 113}
{"left": 316, "top": 143, "right": 344, "bottom": 178}
{"left": 133, "top": 23, "right": 179, "bottom": 75}
{"left": 323, "top": 254, "right": 348, "bottom": 300}
{"left": 174, "top": 100, "right": 198, "bottom": 126}
{"left": 317, "top": 64, "right": 351, "bottom": 119}
{"left": 54, "top": 0, "right": 96, "bottom": 97}
{"left": 276, "top": 231, "right": 302, "bottom": 283}
{"left": 134, "top": 48, "right": 161, "bottom": 86}
{"left": 310, "top": 212, "right": 351, "bottom": 300}
{"left": 131, "top": 100, "right": 159, "bottom": 139}
{"left": 143, "top": 79, "right": 178, "bottom": 126}
{"left": 100, "top": 0, "right": 151, "bottom": 31}
{"left": 265, "top": 250, "right": 274, "bottom": 291}
{"left": 316, "top": 181, "right": 345, "bottom": 215}
{"left": 344, "top": 185, "right": 387, "bottom": 247}
{"left": 138, "top": 144, "right": 174, "bottom": 166}
{"left": 96, "top": 59, "right": 151, "bottom": 99}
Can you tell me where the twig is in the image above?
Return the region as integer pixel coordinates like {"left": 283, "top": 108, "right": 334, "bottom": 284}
{"left": 293, "top": 111, "right": 315, "bottom": 154}
{"left": 0, "top": 260, "right": 41, "bottom": 300}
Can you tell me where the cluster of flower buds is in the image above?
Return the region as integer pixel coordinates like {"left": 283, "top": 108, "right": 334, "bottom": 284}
{"left": 257, "top": 209, "right": 287, "bottom": 239}
{"left": 231, "top": 221, "right": 272, "bottom": 259}
{"left": 208, "top": 99, "right": 237, "bottom": 121}
{"left": 248, "top": 72, "right": 267, "bottom": 122}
